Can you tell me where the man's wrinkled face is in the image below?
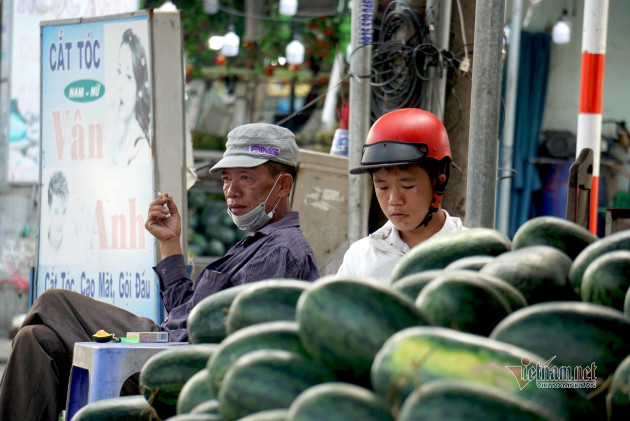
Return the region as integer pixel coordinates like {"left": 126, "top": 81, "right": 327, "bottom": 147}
{"left": 221, "top": 165, "right": 278, "bottom": 216}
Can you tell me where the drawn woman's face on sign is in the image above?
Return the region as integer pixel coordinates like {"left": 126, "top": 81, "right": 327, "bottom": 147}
{"left": 115, "top": 43, "right": 137, "bottom": 122}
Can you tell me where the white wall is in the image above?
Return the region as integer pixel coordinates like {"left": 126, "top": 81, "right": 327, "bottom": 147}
{"left": 506, "top": 0, "right": 630, "bottom": 139}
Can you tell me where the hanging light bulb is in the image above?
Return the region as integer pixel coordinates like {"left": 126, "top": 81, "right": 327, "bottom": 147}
{"left": 208, "top": 35, "right": 224, "bottom": 50}
{"left": 158, "top": 0, "right": 177, "bottom": 11}
{"left": 203, "top": 0, "right": 219, "bottom": 14}
{"left": 279, "top": 0, "right": 298, "bottom": 17}
{"left": 552, "top": 9, "right": 571, "bottom": 44}
{"left": 285, "top": 39, "right": 305, "bottom": 65}
{"left": 222, "top": 25, "right": 240, "bottom": 57}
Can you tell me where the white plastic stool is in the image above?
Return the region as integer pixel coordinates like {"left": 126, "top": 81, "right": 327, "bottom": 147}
{"left": 64, "top": 341, "right": 186, "bottom": 420}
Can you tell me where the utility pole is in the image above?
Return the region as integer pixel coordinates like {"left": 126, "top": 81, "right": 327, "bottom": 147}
{"left": 347, "top": 0, "right": 374, "bottom": 244}
{"left": 442, "top": 0, "right": 475, "bottom": 221}
{"left": 465, "top": 0, "right": 505, "bottom": 228}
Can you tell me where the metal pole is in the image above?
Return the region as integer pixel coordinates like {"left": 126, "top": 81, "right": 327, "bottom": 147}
{"left": 424, "top": 0, "right": 452, "bottom": 120}
{"left": 577, "top": 0, "right": 609, "bottom": 235}
{"left": 465, "top": 0, "right": 506, "bottom": 228}
{"left": 347, "top": 0, "right": 373, "bottom": 244}
{"left": 497, "top": 0, "right": 522, "bottom": 235}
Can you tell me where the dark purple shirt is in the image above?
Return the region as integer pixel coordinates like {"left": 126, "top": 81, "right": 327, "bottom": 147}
{"left": 154, "top": 211, "right": 319, "bottom": 342}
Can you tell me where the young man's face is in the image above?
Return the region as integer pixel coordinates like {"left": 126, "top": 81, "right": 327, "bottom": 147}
{"left": 372, "top": 164, "right": 435, "bottom": 234}
{"left": 221, "top": 165, "right": 279, "bottom": 216}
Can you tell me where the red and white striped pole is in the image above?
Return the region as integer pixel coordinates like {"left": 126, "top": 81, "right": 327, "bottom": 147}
{"left": 577, "top": 0, "right": 609, "bottom": 235}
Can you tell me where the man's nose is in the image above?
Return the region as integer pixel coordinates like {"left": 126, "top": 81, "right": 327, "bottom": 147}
{"left": 224, "top": 181, "right": 241, "bottom": 197}
{"left": 389, "top": 188, "right": 404, "bottom": 205}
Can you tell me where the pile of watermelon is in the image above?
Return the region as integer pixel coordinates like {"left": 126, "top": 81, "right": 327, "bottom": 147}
{"left": 71, "top": 216, "right": 630, "bottom": 421}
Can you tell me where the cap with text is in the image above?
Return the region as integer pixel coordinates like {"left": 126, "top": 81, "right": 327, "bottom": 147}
{"left": 209, "top": 123, "right": 298, "bottom": 174}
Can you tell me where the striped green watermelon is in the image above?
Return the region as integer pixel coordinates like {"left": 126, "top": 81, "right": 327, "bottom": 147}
{"left": 235, "top": 409, "right": 288, "bottom": 421}
{"left": 607, "top": 353, "right": 630, "bottom": 420}
{"left": 371, "top": 326, "right": 594, "bottom": 419}
{"left": 581, "top": 250, "right": 630, "bottom": 310}
{"left": 286, "top": 382, "right": 394, "bottom": 421}
{"left": 187, "top": 284, "right": 251, "bottom": 344}
{"left": 479, "top": 246, "right": 577, "bottom": 303}
{"left": 225, "top": 279, "right": 311, "bottom": 334}
{"left": 189, "top": 399, "right": 220, "bottom": 415}
{"left": 569, "top": 229, "right": 630, "bottom": 293}
{"left": 490, "top": 301, "right": 630, "bottom": 381}
{"left": 444, "top": 255, "right": 496, "bottom": 271}
{"left": 391, "top": 228, "right": 511, "bottom": 281}
{"left": 415, "top": 274, "right": 511, "bottom": 335}
{"left": 71, "top": 395, "right": 151, "bottom": 420}
{"left": 296, "top": 276, "right": 429, "bottom": 385}
{"left": 512, "top": 216, "right": 597, "bottom": 260}
{"left": 398, "top": 380, "right": 559, "bottom": 421}
{"left": 140, "top": 344, "right": 217, "bottom": 419}
{"left": 218, "top": 350, "right": 335, "bottom": 421}
{"left": 176, "top": 369, "right": 213, "bottom": 414}
{"left": 390, "top": 269, "right": 447, "bottom": 300}
{"left": 206, "top": 321, "right": 308, "bottom": 397}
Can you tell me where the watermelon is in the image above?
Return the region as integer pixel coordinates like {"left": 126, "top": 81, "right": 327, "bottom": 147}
{"left": 479, "top": 246, "right": 577, "bottom": 303}
{"left": 187, "top": 284, "right": 251, "bottom": 344}
{"left": 165, "top": 414, "right": 221, "bottom": 420}
{"left": 139, "top": 344, "right": 217, "bottom": 419}
{"left": 286, "top": 382, "right": 394, "bottom": 421}
{"left": 177, "top": 369, "right": 213, "bottom": 414}
{"left": 398, "top": 380, "right": 559, "bottom": 421}
{"left": 581, "top": 250, "right": 630, "bottom": 310}
{"left": 206, "top": 321, "right": 308, "bottom": 397}
{"left": 625, "top": 287, "right": 630, "bottom": 318}
{"left": 490, "top": 301, "right": 630, "bottom": 380}
{"left": 225, "top": 279, "right": 311, "bottom": 334}
{"left": 296, "top": 276, "right": 429, "bottom": 385}
{"left": 371, "top": 326, "right": 594, "bottom": 419}
{"left": 235, "top": 409, "right": 288, "bottom": 421}
{"left": 218, "top": 349, "right": 335, "bottom": 421}
{"left": 415, "top": 274, "right": 511, "bottom": 335}
{"left": 71, "top": 395, "right": 150, "bottom": 420}
{"left": 444, "top": 255, "right": 496, "bottom": 271}
{"left": 607, "top": 353, "right": 630, "bottom": 420}
{"left": 390, "top": 269, "right": 447, "bottom": 300}
{"left": 512, "top": 216, "right": 598, "bottom": 260}
{"left": 391, "top": 228, "right": 511, "bottom": 281}
{"left": 569, "top": 229, "right": 630, "bottom": 293}
{"left": 435, "top": 270, "right": 528, "bottom": 311}
{"left": 189, "top": 399, "right": 220, "bottom": 415}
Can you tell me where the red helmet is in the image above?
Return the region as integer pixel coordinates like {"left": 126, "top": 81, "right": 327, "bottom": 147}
{"left": 350, "top": 108, "right": 452, "bottom": 174}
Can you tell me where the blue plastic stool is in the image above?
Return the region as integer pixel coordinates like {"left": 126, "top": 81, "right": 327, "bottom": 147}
{"left": 64, "top": 341, "right": 186, "bottom": 420}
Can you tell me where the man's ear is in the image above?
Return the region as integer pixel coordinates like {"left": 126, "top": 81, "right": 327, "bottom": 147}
{"left": 277, "top": 173, "right": 294, "bottom": 197}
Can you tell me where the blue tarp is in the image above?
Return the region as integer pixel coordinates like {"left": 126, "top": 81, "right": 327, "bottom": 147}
{"left": 499, "top": 31, "right": 551, "bottom": 238}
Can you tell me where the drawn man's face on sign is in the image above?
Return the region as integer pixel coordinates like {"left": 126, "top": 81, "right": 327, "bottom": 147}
{"left": 48, "top": 194, "right": 68, "bottom": 250}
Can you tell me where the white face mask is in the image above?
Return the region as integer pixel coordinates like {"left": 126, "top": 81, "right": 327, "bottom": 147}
{"left": 227, "top": 176, "right": 282, "bottom": 232}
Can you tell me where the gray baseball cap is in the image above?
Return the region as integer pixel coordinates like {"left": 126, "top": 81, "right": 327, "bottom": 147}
{"left": 209, "top": 123, "right": 299, "bottom": 174}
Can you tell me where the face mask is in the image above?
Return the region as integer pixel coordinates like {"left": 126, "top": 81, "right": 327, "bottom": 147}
{"left": 227, "top": 176, "right": 282, "bottom": 232}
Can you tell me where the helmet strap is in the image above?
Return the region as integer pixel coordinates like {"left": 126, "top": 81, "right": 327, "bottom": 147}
{"left": 415, "top": 183, "right": 446, "bottom": 228}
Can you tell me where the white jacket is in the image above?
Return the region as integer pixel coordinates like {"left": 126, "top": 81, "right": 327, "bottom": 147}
{"left": 336, "top": 210, "right": 465, "bottom": 285}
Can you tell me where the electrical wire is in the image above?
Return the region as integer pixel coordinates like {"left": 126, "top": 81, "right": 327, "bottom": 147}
{"left": 455, "top": 0, "right": 469, "bottom": 62}
{"left": 216, "top": 4, "right": 338, "bottom": 23}
{"left": 368, "top": 0, "right": 469, "bottom": 123}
